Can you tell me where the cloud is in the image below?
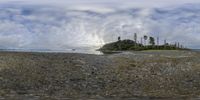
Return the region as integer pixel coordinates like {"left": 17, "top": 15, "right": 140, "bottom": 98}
{"left": 0, "top": 1, "right": 199, "bottom": 50}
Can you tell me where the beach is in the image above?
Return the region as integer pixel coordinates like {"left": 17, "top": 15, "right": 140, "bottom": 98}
{"left": 0, "top": 50, "right": 200, "bottom": 99}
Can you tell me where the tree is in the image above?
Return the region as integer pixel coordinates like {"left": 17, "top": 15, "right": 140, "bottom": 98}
{"left": 143, "top": 35, "right": 148, "bottom": 45}
{"left": 118, "top": 36, "right": 121, "bottom": 41}
{"left": 149, "top": 37, "right": 155, "bottom": 45}
{"left": 117, "top": 36, "right": 121, "bottom": 50}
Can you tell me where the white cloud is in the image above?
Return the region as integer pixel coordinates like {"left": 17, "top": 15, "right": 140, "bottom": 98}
{"left": 0, "top": 1, "right": 199, "bottom": 50}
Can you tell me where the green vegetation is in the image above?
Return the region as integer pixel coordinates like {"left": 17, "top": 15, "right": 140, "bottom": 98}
{"left": 99, "top": 34, "right": 188, "bottom": 52}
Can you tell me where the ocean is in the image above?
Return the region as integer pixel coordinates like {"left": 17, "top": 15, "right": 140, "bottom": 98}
{"left": 192, "top": 49, "right": 200, "bottom": 52}
{"left": 0, "top": 47, "right": 103, "bottom": 55}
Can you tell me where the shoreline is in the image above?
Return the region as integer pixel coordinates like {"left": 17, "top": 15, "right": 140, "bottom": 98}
{"left": 0, "top": 48, "right": 197, "bottom": 55}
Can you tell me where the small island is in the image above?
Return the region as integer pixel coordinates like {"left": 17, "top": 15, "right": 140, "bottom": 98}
{"left": 99, "top": 33, "right": 188, "bottom": 52}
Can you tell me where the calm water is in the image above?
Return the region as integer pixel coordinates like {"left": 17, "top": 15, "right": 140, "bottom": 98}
{"left": 0, "top": 48, "right": 199, "bottom": 55}
{"left": 0, "top": 47, "right": 103, "bottom": 55}
{"left": 192, "top": 49, "right": 200, "bottom": 52}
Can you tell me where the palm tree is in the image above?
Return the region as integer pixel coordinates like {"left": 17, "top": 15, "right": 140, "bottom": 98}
{"left": 143, "top": 35, "right": 148, "bottom": 46}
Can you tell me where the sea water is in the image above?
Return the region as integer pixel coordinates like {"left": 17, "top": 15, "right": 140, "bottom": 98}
{"left": 192, "top": 49, "right": 200, "bottom": 52}
{"left": 0, "top": 46, "right": 103, "bottom": 55}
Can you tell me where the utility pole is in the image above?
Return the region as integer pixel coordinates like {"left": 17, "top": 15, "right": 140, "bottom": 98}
{"left": 164, "top": 39, "right": 167, "bottom": 49}
{"left": 175, "top": 42, "right": 177, "bottom": 48}
{"left": 134, "top": 33, "right": 137, "bottom": 43}
{"left": 164, "top": 39, "right": 167, "bottom": 45}
{"left": 157, "top": 37, "right": 159, "bottom": 46}
{"left": 177, "top": 42, "right": 180, "bottom": 48}
{"left": 134, "top": 33, "right": 137, "bottom": 48}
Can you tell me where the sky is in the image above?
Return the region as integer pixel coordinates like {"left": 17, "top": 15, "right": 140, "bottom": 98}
{"left": 0, "top": 0, "right": 200, "bottom": 50}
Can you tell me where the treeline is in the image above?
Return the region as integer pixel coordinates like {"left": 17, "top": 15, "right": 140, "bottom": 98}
{"left": 99, "top": 33, "right": 187, "bottom": 51}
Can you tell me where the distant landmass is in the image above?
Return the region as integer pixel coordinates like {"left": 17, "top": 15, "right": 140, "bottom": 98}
{"left": 99, "top": 39, "right": 188, "bottom": 52}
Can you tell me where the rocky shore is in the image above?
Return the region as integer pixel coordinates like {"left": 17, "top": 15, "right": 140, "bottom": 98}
{"left": 0, "top": 50, "right": 200, "bottom": 99}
